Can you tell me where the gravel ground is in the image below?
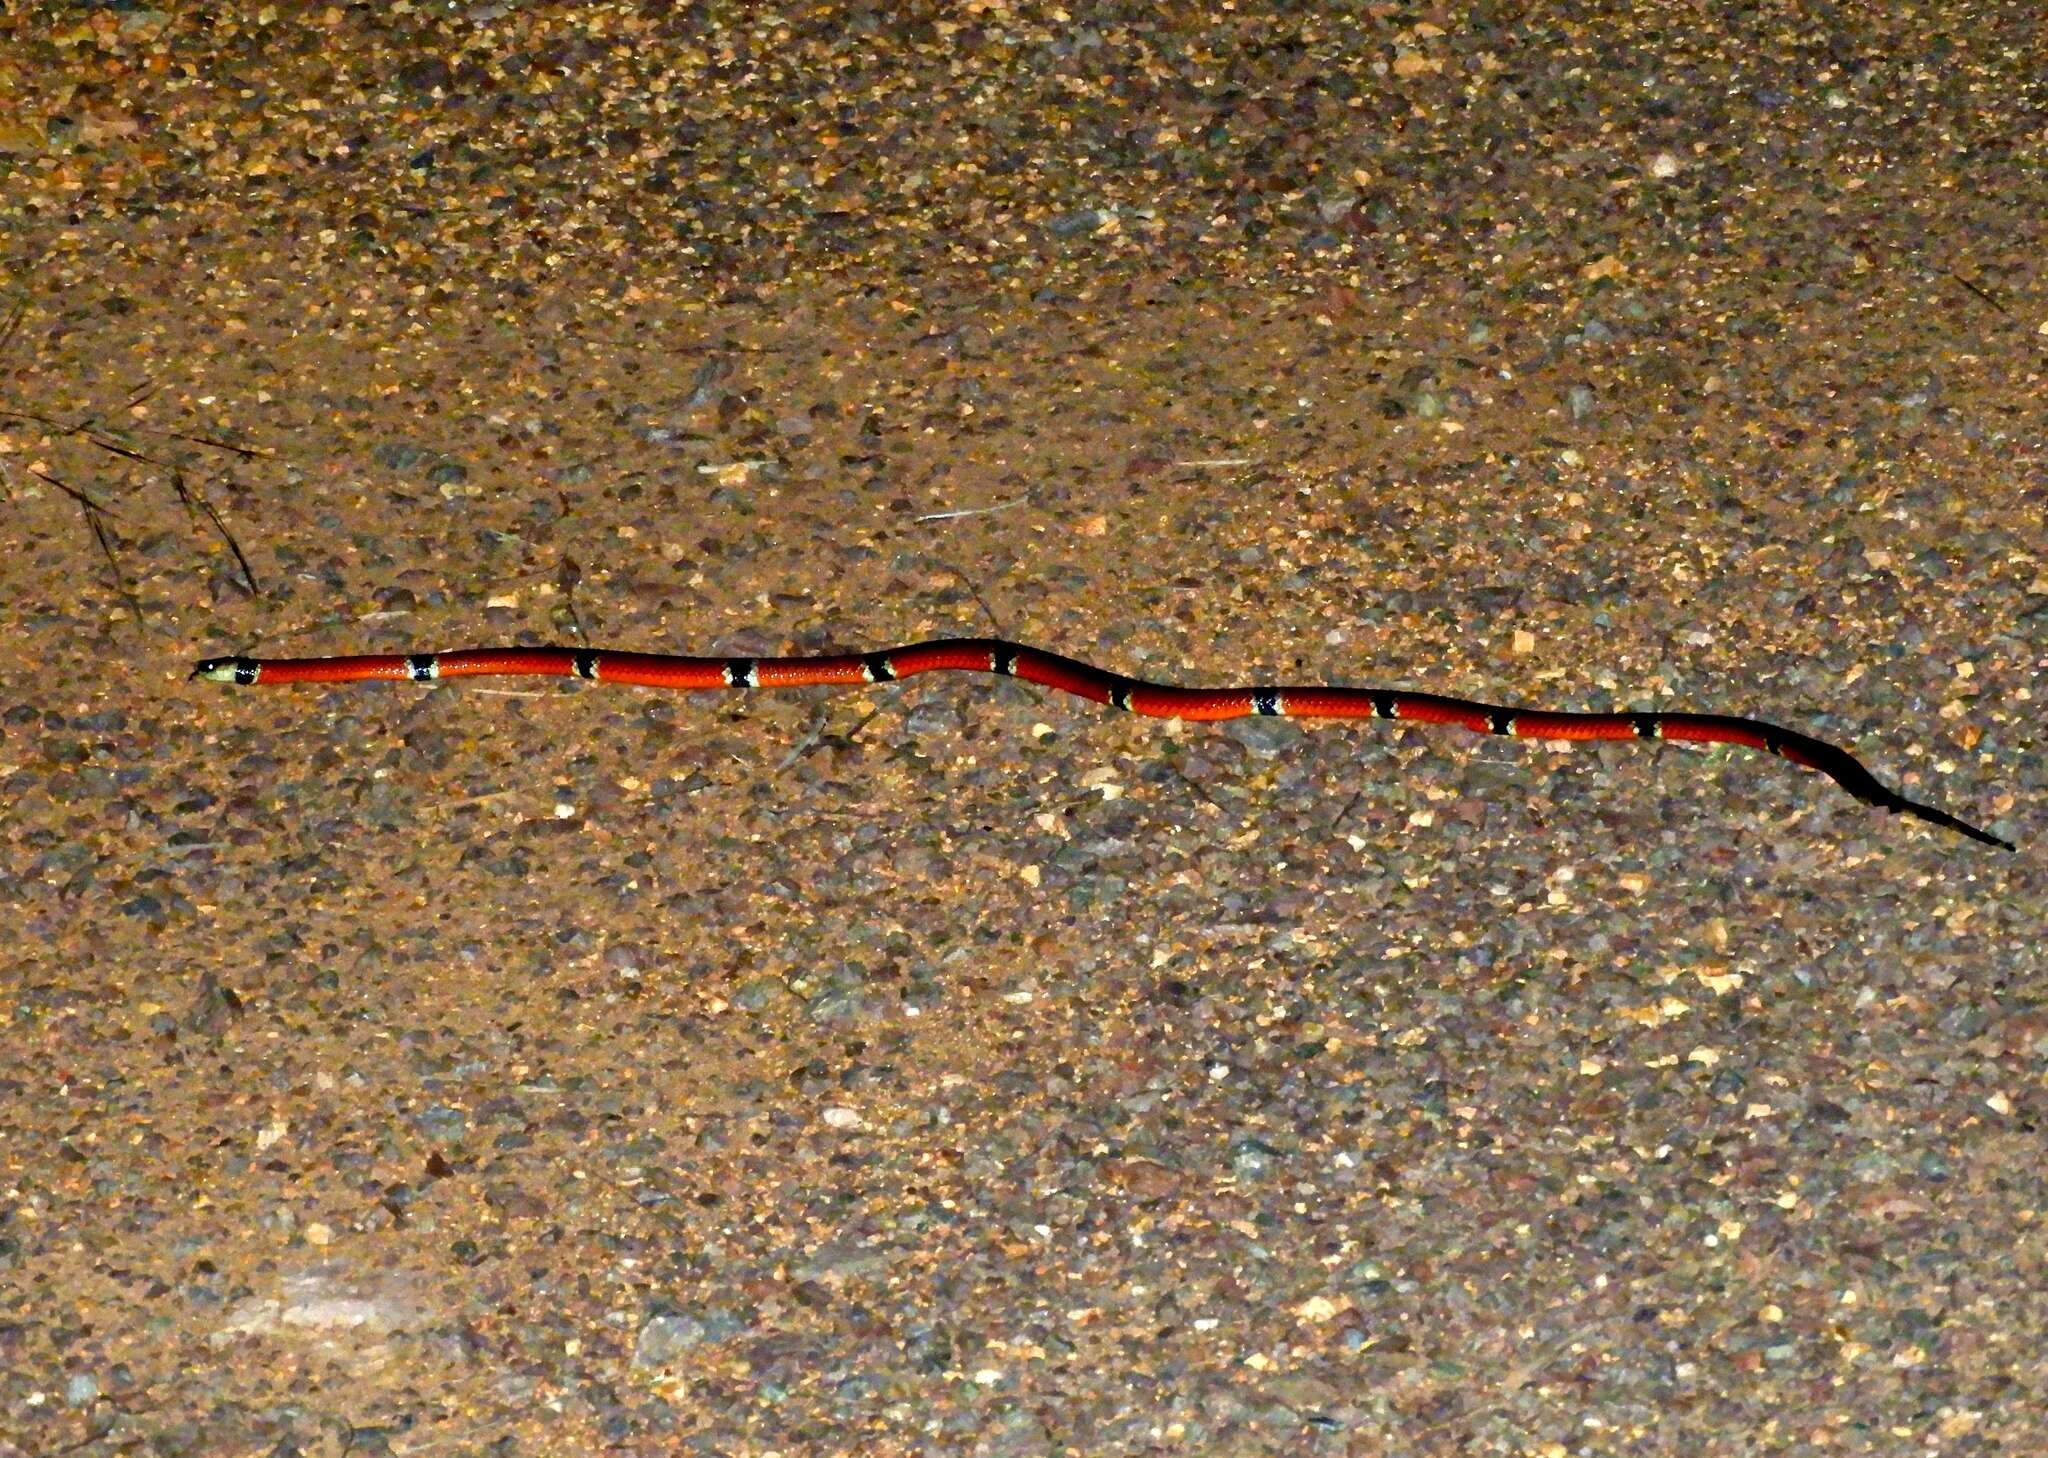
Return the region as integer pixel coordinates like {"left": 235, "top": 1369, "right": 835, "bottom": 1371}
{"left": 2, "top": 4, "right": 2042, "bottom": 1455}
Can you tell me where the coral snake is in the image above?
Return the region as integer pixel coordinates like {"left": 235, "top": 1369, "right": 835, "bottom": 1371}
{"left": 191, "top": 637, "right": 2013, "bottom": 850}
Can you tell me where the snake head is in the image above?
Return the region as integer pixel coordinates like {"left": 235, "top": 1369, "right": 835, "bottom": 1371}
{"left": 190, "top": 657, "right": 256, "bottom": 684}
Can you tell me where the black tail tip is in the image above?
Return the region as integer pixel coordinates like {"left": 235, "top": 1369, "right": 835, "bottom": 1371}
{"left": 1894, "top": 797, "right": 2016, "bottom": 851}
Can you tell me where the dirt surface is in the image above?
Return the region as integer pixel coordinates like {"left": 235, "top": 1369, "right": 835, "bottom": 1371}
{"left": 2, "top": 5, "right": 2043, "bottom": 1455}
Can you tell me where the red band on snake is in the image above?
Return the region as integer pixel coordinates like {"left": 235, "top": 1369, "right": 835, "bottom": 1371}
{"left": 189, "top": 638, "right": 2013, "bottom": 851}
